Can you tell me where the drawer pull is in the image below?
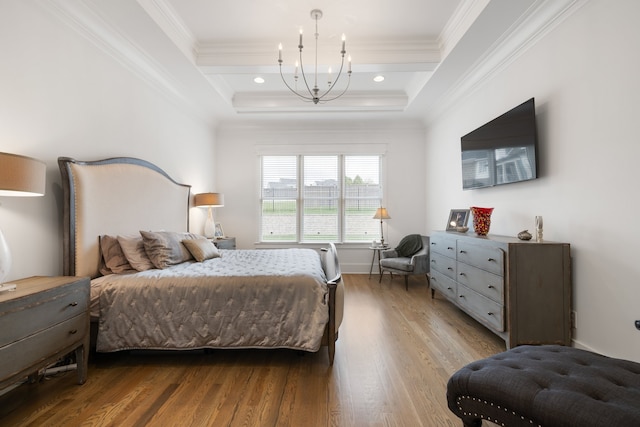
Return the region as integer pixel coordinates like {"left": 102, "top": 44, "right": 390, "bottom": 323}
{"left": 459, "top": 272, "right": 466, "bottom": 276}
{"left": 487, "top": 257, "right": 496, "bottom": 262}
{"left": 447, "top": 287, "right": 452, "bottom": 291}
{"left": 487, "top": 285, "right": 494, "bottom": 289}
{"left": 431, "top": 242, "right": 436, "bottom": 245}
{"left": 447, "top": 247, "right": 454, "bottom": 250}
{"left": 447, "top": 267, "right": 453, "bottom": 271}
{"left": 69, "top": 329, "right": 78, "bottom": 335}
{"left": 69, "top": 302, "right": 78, "bottom": 307}
{"left": 487, "top": 312, "right": 494, "bottom": 316}
{"left": 459, "top": 250, "right": 466, "bottom": 254}
{"left": 459, "top": 295, "right": 465, "bottom": 299}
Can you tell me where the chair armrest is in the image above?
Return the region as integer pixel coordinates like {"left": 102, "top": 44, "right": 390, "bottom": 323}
{"left": 380, "top": 249, "right": 398, "bottom": 259}
{"left": 410, "top": 252, "right": 430, "bottom": 273}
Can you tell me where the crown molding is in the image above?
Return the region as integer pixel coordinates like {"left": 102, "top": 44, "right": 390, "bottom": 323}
{"left": 136, "top": 0, "right": 197, "bottom": 63}
{"left": 37, "top": 0, "right": 220, "bottom": 126}
{"left": 423, "top": 0, "right": 590, "bottom": 124}
{"left": 438, "top": 0, "right": 491, "bottom": 58}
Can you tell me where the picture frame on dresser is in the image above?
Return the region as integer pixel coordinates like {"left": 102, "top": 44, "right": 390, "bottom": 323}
{"left": 214, "top": 223, "right": 225, "bottom": 238}
{"left": 446, "top": 209, "right": 470, "bottom": 231}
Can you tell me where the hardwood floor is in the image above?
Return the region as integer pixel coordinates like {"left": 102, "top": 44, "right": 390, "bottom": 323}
{"left": 0, "top": 274, "right": 505, "bottom": 426}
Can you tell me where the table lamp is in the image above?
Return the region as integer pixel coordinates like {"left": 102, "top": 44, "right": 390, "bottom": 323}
{"left": 0, "top": 152, "right": 46, "bottom": 284}
{"left": 373, "top": 207, "right": 391, "bottom": 246}
{"left": 194, "top": 192, "right": 224, "bottom": 238}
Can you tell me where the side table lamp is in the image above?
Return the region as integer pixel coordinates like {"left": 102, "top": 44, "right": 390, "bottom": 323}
{"left": 194, "top": 192, "right": 224, "bottom": 238}
{"left": 0, "top": 152, "right": 46, "bottom": 285}
{"left": 373, "top": 207, "right": 391, "bottom": 246}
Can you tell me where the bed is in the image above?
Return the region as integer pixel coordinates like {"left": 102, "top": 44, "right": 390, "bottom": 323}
{"left": 58, "top": 156, "right": 343, "bottom": 364}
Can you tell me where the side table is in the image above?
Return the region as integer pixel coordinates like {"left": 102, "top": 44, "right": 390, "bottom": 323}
{"left": 0, "top": 276, "right": 90, "bottom": 391}
{"left": 368, "top": 245, "right": 389, "bottom": 279}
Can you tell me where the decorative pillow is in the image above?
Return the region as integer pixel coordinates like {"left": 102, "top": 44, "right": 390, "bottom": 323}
{"left": 117, "top": 235, "right": 155, "bottom": 271}
{"left": 182, "top": 238, "right": 221, "bottom": 262}
{"left": 140, "top": 230, "right": 198, "bottom": 269}
{"left": 99, "top": 235, "right": 135, "bottom": 275}
{"left": 395, "top": 234, "right": 423, "bottom": 257}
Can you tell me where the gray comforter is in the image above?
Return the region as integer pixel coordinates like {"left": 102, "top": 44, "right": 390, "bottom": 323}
{"left": 91, "top": 248, "right": 330, "bottom": 353}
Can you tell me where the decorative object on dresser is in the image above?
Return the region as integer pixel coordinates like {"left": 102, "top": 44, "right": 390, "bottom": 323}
{"left": 469, "top": 206, "right": 493, "bottom": 236}
{"left": 379, "top": 235, "right": 430, "bottom": 290}
{"left": 447, "top": 345, "right": 640, "bottom": 427}
{"left": 446, "top": 209, "right": 470, "bottom": 232}
{"left": 517, "top": 229, "right": 532, "bottom": 240}
{"left": 194, "top": 192, "right": 224, "bottom": 238}
{"left": 429, "top": 231, "right": 571, "bottom": 348}
{"left": 535, "top": 215, "right": 543, "bottom": 242}
{"left": 0, "top": 276, "right": 90, "bottom": 391}
{"left": 0, "top": 152, "right": 46, "bottom": 283}
{"left": 372, "top": 207, "right": 391, "bottom": 246}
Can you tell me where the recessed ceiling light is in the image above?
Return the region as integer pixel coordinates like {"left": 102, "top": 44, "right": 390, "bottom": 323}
{"left": 373, "top": 75, "right": 385, "bottom": 83}
{"left": 254, "top": 77, "right": 265, "bottom": 84}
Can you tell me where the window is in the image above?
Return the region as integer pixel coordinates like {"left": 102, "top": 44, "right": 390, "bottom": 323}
{"left": 261, "top": 154, "right": 383, "bottom": 243}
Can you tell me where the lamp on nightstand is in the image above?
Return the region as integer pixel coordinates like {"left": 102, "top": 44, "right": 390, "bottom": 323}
{"left": 373, "top": 207, "right": 391, "bottom": 246}
{"left": 0, "top": 152, "right": 46, "bottom": 284}
{"left": 194, "top": 192, "right": 224, "bottom": 238}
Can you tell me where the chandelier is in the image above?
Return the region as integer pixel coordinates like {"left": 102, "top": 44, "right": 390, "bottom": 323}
{"left": 278, "top": 9, "right": 352, "bottom": 104}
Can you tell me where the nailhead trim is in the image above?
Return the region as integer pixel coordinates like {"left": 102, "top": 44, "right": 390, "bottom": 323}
{"left": 456, "top": 395, "right": 541, "bottom": 427}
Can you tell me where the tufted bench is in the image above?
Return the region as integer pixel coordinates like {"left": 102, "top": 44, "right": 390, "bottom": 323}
{"left": 446, "top": 345, "right": 640, "bottom": 427}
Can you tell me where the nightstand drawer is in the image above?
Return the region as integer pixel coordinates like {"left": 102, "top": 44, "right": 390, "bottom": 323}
{"left": 0, "top": 313, "right": 88, "bottom": 381}
{"left": 0, "top": 286, "right": 89, "bottom": 347}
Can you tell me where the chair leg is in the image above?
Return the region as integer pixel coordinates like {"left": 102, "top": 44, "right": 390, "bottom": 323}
{"left": 378, "top": 270, "right": 383, "bottom": 283}
{"left": 404, "top": 275, "right": 409, "bottom": 291}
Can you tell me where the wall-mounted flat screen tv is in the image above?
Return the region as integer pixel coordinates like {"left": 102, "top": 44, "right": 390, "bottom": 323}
{"left": 461, "top": 98, "right": 538, "bottom": 190}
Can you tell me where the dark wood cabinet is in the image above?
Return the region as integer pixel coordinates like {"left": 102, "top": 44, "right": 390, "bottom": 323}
{"left": 429, "top": 231, "right": 571, "bottom": 348}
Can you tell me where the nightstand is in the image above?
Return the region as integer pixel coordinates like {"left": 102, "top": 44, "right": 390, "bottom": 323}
{"left": 0, "top": 276, "right": 90, "bottom": 390}
{"left": 213, "top": 237, "right": 236, "bottom": 250}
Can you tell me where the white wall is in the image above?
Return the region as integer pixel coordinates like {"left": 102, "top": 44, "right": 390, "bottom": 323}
{"left": 0, "top": 1, "right": 216, "bottom": 281}
{"left": 215, "top": 121, "right": 426, "bottom": 273}
{"left": 424, "top": 0, "right": 640, "bottom": 362}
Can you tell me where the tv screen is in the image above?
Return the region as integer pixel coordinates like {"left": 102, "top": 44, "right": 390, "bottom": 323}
{"left": 461, "top": 98, "right": 538, "bottom": 190}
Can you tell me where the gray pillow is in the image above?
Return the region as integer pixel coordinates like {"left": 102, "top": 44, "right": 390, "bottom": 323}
{"left": 117, "top": 235, "right": 155, "bottom": 271}
{"left": 99, "top": 235, "right": 135, "bottom": 275}
{"left": 140, "top": 230, "right": 198, "bottom": 269}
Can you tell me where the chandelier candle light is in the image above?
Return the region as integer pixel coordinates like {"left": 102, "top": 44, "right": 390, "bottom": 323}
{"left": 278, "top": 9, "right": 352, "bottom": 104}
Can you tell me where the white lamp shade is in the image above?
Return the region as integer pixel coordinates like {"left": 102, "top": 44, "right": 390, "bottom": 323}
{"left": 0, "top": 152, "right": 46, "bottom": 196}
{"left": 194, "top": 192, "right": 224, "bottom": 207}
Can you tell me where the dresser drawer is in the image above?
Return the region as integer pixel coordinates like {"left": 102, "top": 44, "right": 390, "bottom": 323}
{"left": 457, "top": 284, "right": 504, "bottom": 332}
{"left": 430, "top": 234, "right": 457, "bottom": 258}
{"left": 457, "top": 241, "right": 504, "bottom": 276}
{"left": 430, "top": 270, "right": 457, "bottom": 301}
{"left": 430, "top": 252, "right": 456, "bottom": 280}
{"left": 457, "top": 262, "right": 504, "bottom": 304}
{"left": 0, "top": 286, "right": 88, "bottom": 347}
{"left": 0, "top": 314, "right": 88, "bottom": 380}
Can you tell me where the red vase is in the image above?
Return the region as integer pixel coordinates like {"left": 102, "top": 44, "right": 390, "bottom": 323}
{"left": 470, "top": 207, "right": 494, "bottom": 236}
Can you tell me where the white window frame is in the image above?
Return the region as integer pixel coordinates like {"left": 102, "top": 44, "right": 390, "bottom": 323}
{"left": 257, "top": 144, "right": 387, "bottom": 244}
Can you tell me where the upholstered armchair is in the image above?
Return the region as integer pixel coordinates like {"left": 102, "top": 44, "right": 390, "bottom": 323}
{"left": 378, "top": 234, "right": 430, "bottom": 290}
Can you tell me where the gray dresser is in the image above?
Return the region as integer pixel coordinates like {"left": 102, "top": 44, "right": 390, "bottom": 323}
{"left": 0, "top": 276, "right": 90, "bottom": 390}
{"left": 429, "top": 231, "right": 571, "bottom": 348}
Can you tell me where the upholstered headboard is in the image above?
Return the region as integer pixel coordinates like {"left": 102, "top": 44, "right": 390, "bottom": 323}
{"left": 58, "top": 157, "right": 191, "bottom": 279}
